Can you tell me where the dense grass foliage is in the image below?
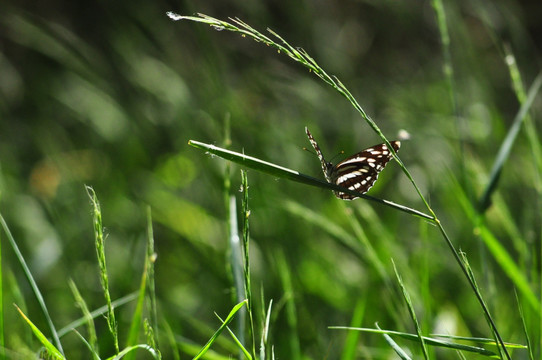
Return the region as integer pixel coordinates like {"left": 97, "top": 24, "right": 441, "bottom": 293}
{"left": 1, "top": 1, "right": 541, "bottom": 359}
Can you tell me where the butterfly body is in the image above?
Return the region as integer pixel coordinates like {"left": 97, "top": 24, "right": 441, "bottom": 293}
{"left": 305, "top": 127, "right": 400, "bottom": 200}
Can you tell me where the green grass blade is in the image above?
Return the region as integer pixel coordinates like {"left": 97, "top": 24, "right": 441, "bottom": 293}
{"left": 193, "top": 300, "right": 248, "bottom": 360}
{"left": 14, "top": 305, "right": 65, "bottom": 360}
{"left": 375, "top": 323, "right": 412, "bottom": 360}
{"left": 340, "top": 297, "right": 366, "bottom": 360}
{"left": 392, "top": 260, "right": 429, "bottom": 360}
{"left": 215, "top": 313, "right": 252, "bottom": 360}
{"left": 108, "top": 344, "right": 160, "bottom": 360}
{"left": 240, "top": 170, "right": 257, "bottom": 359}
{"left": 330, "top": 326, "right": 501, "bottom": 357}
{"left": 478, "top": 71, "right": 542, "bottom": 212}
{"left": 68, "top": 279, "right": 98, "bottom": 356}
{"left": 0, "top": 212, "right": 64, "bottom": 354}
{"left": 72, "top": 329, "right": 100, "bottom": 360}
{"left": 57, "top": 292, "right": 138, "bottom": 337}
{"left": 145, "top": 206, "right": 161, "bottom": 356}
{"left": 123, "top": 255, "right": 148, "bottom": 360}
{"left": 188, "top": 140, "right": 432, "bottom": 220}
{"left": 229, "top": 195, "right": 246, "bottom": 352}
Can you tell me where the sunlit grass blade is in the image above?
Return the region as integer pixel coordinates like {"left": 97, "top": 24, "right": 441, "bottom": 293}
{"left": 0, "top": 212, "right": 64, "bottom": 354}
{"left": 193, "top": 300, "right": 248, "bottom": 360}
{"left": 68, "top": 279, "right": 98, "bottom": 356}
{"left": 229, "top": 195, "right": 246, "bottom": 351}
{"left": 478, "top": 71, "right": 542, "bottom": 212}
{"left": 392, "top": 260, "right": 429, "bottom": 360}
{"left": 86, "top": 186, "right": 119, "bottom": 354}
{"left": 215, "top": 313, "right": 252, "bottom": 360}
{"left": 14, "top": 305, "right": 65, "bottom": 360}
{"left": 431, "top": 334, "right": 527, "bottom": 349}
{"left": 188, "top": 139, "right": 432, "bottom": 220}
{"left": 329, "top": 326, "right": 501, "bottom": 357}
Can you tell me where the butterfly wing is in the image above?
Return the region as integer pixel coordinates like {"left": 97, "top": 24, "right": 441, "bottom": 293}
{"left": 331, "top": 141, "right": 401, "bottom": 199}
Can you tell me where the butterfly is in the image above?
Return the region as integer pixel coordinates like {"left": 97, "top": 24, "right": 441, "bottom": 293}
{"left": 305, "top": 127, "right": 400, "bottom": 200}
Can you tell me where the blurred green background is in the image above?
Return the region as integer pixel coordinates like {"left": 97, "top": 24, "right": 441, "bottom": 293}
{"left": 1, "top": 0, "right": 542, "bottom": 358}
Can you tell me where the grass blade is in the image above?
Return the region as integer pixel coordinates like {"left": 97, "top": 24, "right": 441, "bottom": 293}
{"left": 392, "top": 260, "right": 429, "bottom": 360}
{"left": 376, "top": 323, "right": 412, "bottom": 360}
{"left": 68, "top": 279, "right": 98, "bottom": 357}
{"left": 0, "top": 212, "right": 64, "bottom": 354}
{"left": 14, "top": 305, "right": 64, "bottom": 360}
{"left": 188, "top": 139, "right": 432, "bottom": 220}
{"left": 478, "top": 71, "right": 542, "bottom": 212}
{"left": 193, "top": 300, "right": 248, "bottom": 360}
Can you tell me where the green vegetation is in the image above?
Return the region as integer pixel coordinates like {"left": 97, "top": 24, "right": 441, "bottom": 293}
{"left": 1, "top": 1, "right": 541, "bottom": 359}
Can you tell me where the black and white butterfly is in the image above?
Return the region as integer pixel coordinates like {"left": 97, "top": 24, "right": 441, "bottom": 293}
{"left": 305, "top": 127, "right": 400, "bottom": 200}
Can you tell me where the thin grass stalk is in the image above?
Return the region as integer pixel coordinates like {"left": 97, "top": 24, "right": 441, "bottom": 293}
{"left": 230, "top": 195, "right": 246, "bottom": 356}
{"left": 67, "top": 279, "right": 98, "bottom": 357}
{"left": 241, "top": 170, "right": 257, "bottom": 359}
{"left": 0, "top": 213, "right": 64, "bottom": 355}
{"left": 430, "top": 0, "right": 467, "bottom": 194}
{"left": 146, "top": 207, "right": 160, "bottom": 355}
{"left": 392, "top": 260, "right": 429, "bottom": 360}
{"left": 86, "top": 186, "right": 119, "bottom": 354}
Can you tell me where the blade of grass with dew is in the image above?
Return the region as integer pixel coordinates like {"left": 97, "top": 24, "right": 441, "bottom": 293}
{"left": 340, "top": 296, "right": 366, "bottom": 360}
{"left": 146, "top": 207, "right": 160, "bottom": 354}
{"left": 193, "top": 300, "right": 248, "bottom": 360}
{"left": 330, "top": 326, "right": 501, "bottom": 357}
{"left": 215, "top": 313, "right": 252, "bottom": 360}
{"left": 0, "top": 212, "right": 64, "bottom": 354}
{"left": 188, "top": 139, "right": 432, "bottom": 220}
{"left": 86, "top": 185, "right": 119, "bottom": 354}
{"left": 478, "top": 71, "right": 542, "bottom": 212}
{"left": 229, "top": 195, "right": 246, "bottom": 351}
{"left": 68, "top": 279, "right": 98, "bottom": 356}
{"left": 14, "top": 305, "right": 64, "bottom": 360}
{"left": 174, "top": 14, "right": 511, "bottom": 358}
{"left": 123, "top": 254, "right": 148, "bottom": 360}
{"left": 240, "top": 170, "right": 257, "bottom": 359}
{"left": 392, "top": 260, "right": 429, "bottom": 360}
{"left": 375, "top": 323, "right": 412, "bottom": 360}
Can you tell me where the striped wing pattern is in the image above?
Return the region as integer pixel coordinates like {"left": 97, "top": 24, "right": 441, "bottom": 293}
{"left": 305, "top": 127, "right": 400, "bottom": 200}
